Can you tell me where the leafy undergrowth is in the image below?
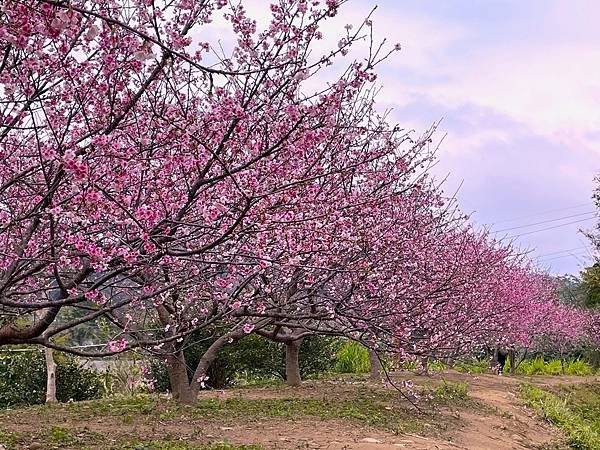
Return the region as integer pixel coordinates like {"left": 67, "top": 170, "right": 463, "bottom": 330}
{"left": 520, "top": 382, "right": 600, "bottom": 449}
{"left": 446, "top": 357, "right": 598, "bottom": 376}
{"left": 516, "top": 358, "right": 597, "bottom": 376}
{"left": 0, "top": 381, "right": 469, "bottom": 449}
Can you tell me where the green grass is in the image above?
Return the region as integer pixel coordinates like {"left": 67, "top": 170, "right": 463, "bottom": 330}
{"left": 453, "top": 359, "right": 490, "bottom": 374}
{"left": 520, "top": 383, "right": 600, "bottom": 449}
{"left": 3, "top": 428, "right": 106, "bottom": 450}
{"left": 429, "top": 381, "right": 470, "bottom": 404}
{"left": 0, "top": 381, "right": 470, "bottom": 448}
{"left": 189, "top": 391, "right": 430, "bottom": 434}
{"left": 452, "top": 357, "right": 596, "bottom": 376}
{"left": 59, "top": 393, "right": 160, "bottom": 417}
{"left": 0, "top": 430, "right": 21, "bottom": 448}
{"left": 46, "top": 426, "right": 76, "bottom": 445}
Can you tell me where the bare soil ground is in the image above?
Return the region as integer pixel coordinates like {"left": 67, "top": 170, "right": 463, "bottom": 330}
{"left": 0, "top": 371, "right": 597, "bottom": 450}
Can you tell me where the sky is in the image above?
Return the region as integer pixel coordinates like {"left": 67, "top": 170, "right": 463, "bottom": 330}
{"left": 327, "top": 0, "right": 600, "bottom": 275}
{"left": 205, "top": 1, "right": 600, "bottom": 275}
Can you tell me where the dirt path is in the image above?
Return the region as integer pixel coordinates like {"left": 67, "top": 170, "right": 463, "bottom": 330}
{"left": 205, "top": 372, "right": 596, "bottom": 449}
{"left": 439, "top": 372, "right": 596, "bottom": 450}
{"left": 438, "top": 373, "right": 561, "bottom": 449}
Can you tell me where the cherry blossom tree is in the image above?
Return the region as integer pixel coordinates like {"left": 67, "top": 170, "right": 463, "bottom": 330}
{"left": 1, "top": 0, "right": 434, "bottom": 402}
{"left": 0, "top": 0, "right": 400, "bottom": 348}
{"left": 2, "top": 0, "right": 593, "bottom": 405}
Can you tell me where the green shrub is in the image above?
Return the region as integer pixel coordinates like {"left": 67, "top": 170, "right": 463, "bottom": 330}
{"left": 566, "top": 358, "right": 594, "bottom": 376}
{"left": 334, "top": 341, "right": 370, "bottom": 374}
{"left": 150, "top": 334, "right": 343, "bottom": 390}
{"left": 518, "top": 356, "right": 547, "bottom": 375}
{"left": 101, "top": 358, "right": 157, "bottom": 396}
{"left": 0, "top": 349, "right": 46, "bottom": 407}
{"left": 0, "top": 347, "right": 102, "bottom": 408}
{"left": 55, "top": 354, "right": 104, "bottom": 401}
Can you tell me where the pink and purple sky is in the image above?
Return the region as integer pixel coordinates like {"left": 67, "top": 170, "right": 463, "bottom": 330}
{"left": 329, "top": 0, "right": 600, "bottom": 275}
{"left": 207, "top": 1, "right": 600, "bottom": 275}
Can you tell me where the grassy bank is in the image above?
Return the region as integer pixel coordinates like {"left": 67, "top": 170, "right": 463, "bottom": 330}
{"left": 520, "top": 382, "right": 600, "bottom": 449}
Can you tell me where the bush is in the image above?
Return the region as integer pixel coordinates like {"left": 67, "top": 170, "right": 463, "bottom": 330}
{"left": 55, "top": 354, "right": 104, "bottom": 401}
{"left": 0, "top": 347, "right": 103, "bottom": 407}
{"left": 150, "top": 333, "right": 343, "bottom": 390}
{"left": 334, "top": 341, "right": 370, "bottom": 374}
{"left": 101, "top": 359, "right": 157, "bottom": 396}
{"left": 0, "top": 348, "right": 46, "bottom": 407}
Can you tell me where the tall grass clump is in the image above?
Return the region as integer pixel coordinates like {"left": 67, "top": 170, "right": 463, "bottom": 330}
{"left": 516, "top": 357, "right": 595, "bottom": 376}
{"left": 334, "top": 341, "right": 370, "bottom": 374}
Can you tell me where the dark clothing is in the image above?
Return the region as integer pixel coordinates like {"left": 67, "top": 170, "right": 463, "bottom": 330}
{"left": 497, "top": 351, "right": 508, "bottom": 373}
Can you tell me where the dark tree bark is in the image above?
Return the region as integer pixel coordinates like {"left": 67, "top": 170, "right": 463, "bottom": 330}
{"left": 492, "top": 347, "right": 499, "bottom": 374}
{"left": 417, "top": 355, "right": 429, "bottom": 375}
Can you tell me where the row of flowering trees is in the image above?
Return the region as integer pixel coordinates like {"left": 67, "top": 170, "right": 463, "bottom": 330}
{"left": 0, "top": 0, "right": 595, "bottom": 403}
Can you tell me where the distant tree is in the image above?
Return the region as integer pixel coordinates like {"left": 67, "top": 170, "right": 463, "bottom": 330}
{"left": 580, "top": 264, "right": 600, "bottom": 310}
{"left": 555, "top": 274, "right": 589, "bottom": 308}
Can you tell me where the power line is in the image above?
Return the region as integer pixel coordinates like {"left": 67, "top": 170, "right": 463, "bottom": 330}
{"left": 494, "top": 211, "right": 596, "bottom": 233}
{"left": 536, "top": 246, "right": 591, "bottom": 259}
{"left": 507, "top": 216, "right": 596, "bottom": 239}
{"left": 493, "top": 202, "right": 593, "bottom": 225}
{"left": 538, "top": 252, "right": 592, "bottom": 263}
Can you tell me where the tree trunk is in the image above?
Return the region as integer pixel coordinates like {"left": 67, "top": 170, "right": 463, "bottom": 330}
{"left": 189, "top": 330, "right": 246, "bottom": 396}
{"left": 45, "top": 347, "right": 57, "bottom": 403}
{"left": 508, "top": 349, "right": 516, "bottom": 376}
{"left": 166, "top": 351, "right": 194, "bottom": 405}
{"left": 368, "top": 349, "right": 382, "bottom": 381}
{"left": 285, "top": 339, "right": 303, "bottom": 387}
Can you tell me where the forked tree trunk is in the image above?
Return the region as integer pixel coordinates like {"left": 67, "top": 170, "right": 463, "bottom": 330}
{"left": 189, "top": 329, "right": 246, "bottom": 396}
{"left": 45, "top": 347, "right": 57, "bottom": 403}
{"left": 166, "top": 351, "right": 194, "bottom": 405}
{"left": 285, "top": 338, "right": 303, "bottom": 387}
{"left": 368, "top": 349, "right": 382, "bottom": 381}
